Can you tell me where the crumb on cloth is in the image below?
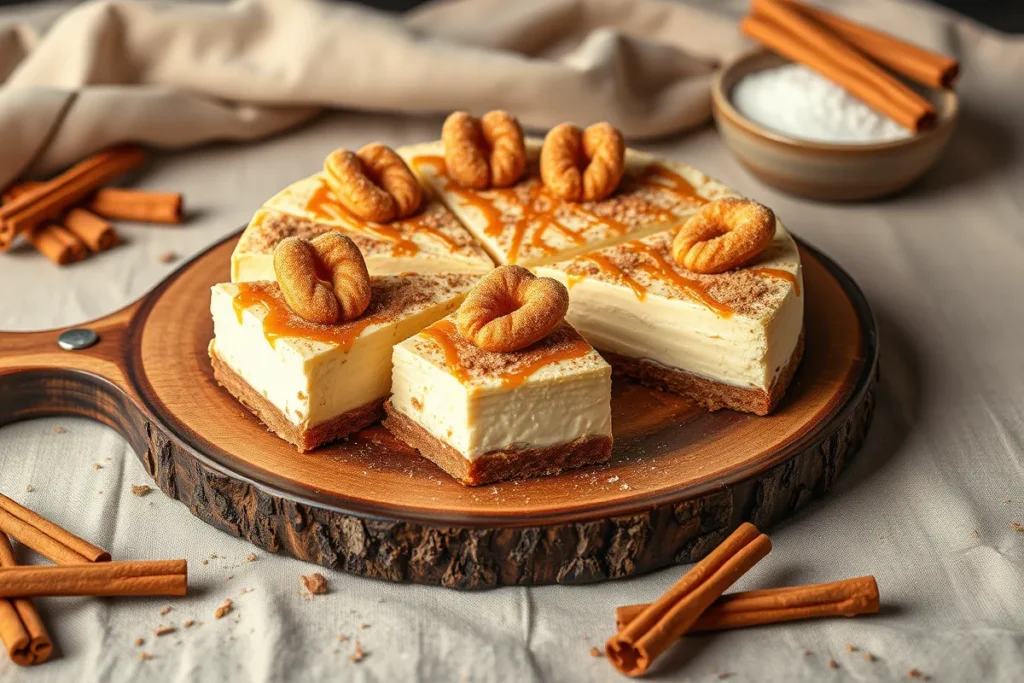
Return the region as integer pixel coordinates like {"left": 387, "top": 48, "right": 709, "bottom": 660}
{"left": 302, "top": 573, "right": 328, "bottom": 595}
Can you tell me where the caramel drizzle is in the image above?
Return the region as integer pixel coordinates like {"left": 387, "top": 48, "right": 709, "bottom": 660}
{"left": 413, "top": 155, "right": 589, "bottom": 263}
{"left": 413, "top": 156, "right": 709, "bottom": 262}
{"left": 411, "top": 155, "right": 507, "bottom": 241}
{"left": 750, "top": 268, "right": 801, "bottom": 296}
{"left": 420, "top": 319, "right": 592, "bottom": 389}
{"left": 305, "top": 179, "right": 460, "bottom": 256}
{"left": 637, "top": 163, "right": 708, "bottom": 207}
{"left": 499, "top": 339, "right": 592, "bottom": 389}
{"left": 579, "top": 252, "right": 647, "bottom": 301}
{"left": 575, "top": 163, "right": 699, "bottom": 234}
{"left": 568, "top": 241, "right": 734, "bottom": 317}
{"left": 630, "top": 242, "right": 734, "bottom": 316}
{"left": 531, "top": 213, "right": 587, "bottom": 254}
{"left": 418, "top": 319, "right": 471, "bottom": 384}
{"left": 232, "top": 283, "right": 376, "bottom": 351}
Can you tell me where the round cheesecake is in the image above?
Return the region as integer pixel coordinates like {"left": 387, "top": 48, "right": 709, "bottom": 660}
{"left": 215, "top": 137, "right": 804, "bottom": 475}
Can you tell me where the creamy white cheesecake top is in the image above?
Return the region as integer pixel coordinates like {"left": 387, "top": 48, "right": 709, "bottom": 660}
{"left": 231, "top": 173, "right": 493, "bottom": 282}
{"left": 399, "top": 139, "right": 737, "bottom": 267}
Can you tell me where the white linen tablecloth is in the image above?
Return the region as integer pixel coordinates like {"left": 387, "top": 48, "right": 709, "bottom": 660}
{"left": 1, "top": 2, "right": 1023, "bottom": 683}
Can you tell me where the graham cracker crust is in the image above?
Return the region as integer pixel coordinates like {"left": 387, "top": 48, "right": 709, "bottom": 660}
{"left": 603, "top": 330, "right": 805, "bottom": 416}
{"left": 211, "top": 347, "right": 384, "bottom": 452}
{"left": 382, "top": 401, "right": 613, "bottom": 486}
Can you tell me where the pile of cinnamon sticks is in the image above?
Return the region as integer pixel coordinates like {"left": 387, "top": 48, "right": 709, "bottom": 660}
{"left": 0, "top": 493, "right": 187, "bottom": 667}
{"left": 742, "top": 0, "right": 959, "bottom": 132}
{"left": 605, "top": 523, "right": 879, "bottom": 676}
{"left": 0, "top": 146, "right": 184, "bottom": 265}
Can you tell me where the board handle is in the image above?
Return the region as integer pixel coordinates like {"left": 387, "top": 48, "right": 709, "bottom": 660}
{"left": 0, "top": 300, "right": 144, "bottom": 433}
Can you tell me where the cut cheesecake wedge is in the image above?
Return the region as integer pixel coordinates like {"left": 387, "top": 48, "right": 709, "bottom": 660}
{"left": 535, "top": 222, "right": 804, "bottom": 415}
{"left": 210, "top": 274, "right": 480, "bottom": 451}
{"left": 385, "top": 317, "right": 613, "bottom": 486}
{"left": 231, "top": 173, "right": 494, "bottom": 282}
{"left": 399, "top": 140, "right": 737, "bottom": 268}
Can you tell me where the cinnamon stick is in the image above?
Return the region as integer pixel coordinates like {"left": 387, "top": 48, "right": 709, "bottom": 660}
{"left": 4, "top": 182, "right": 87, "bottom": 263}
{"left": 4, "top": 181, "right": 119, "bottom": 253}
{"left": 779, "top": 0, "right": 958, "bottom": 88}
{"left": 0, "top": 146, "right": 144, "bottom": 251}
{"left": 22, "top": 224, "right": 87, "bottom": 266}
{"left": 750, "top": 0, "right": 936, "bottom": 126}
{"left": 742, "top": 2, "right": 936, "bottom": 132}
{"left": 615, "top": 576, "right": 879, "bottom": 633}
{"left": 605, "top": 523, "right": 772, "bottom": 676}
{"left": 0, "top": 560, "right": 187, "bottom": 598}
{"left": 64, "top": 208, "right": 118, "bottom": 252}
{"left": 0, "top": 494, "right": 110, "bottom": 565}
{"left": 89, "top": 188, "right": 183, "bottom": 224}
{"left": 0, "top": 533, "right": 52, "bottom": 666}
{"left": 0, "top": 182, "right": 40, "bottom": 204}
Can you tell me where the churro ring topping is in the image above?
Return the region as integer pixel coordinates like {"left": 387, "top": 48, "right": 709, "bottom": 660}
{"left": 308, "top": 231, "right": 372, "bottom": 322}
{"left": 540, "top": 121, "right": 625, "bottom": 202}
{"left": 441, "top": 110, "right": 527, "bottom": 189}
{"left": 456, "top": 265, "right": 569, "bottom": 353}
{"left": 324, "top": 143, "right": 422, "bottom": 223}
{"left": 671, "top": 198, "right": 776, "bottom": 274}
{"left": 273, "top": 232, "right": 371, "bottom": 324}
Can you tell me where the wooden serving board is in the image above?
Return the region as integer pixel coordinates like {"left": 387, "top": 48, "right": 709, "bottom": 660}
{"left": 0, "top": 232, "right": 877, "bottom": 589}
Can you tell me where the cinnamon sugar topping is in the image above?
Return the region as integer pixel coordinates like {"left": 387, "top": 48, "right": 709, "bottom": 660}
{"left": 414, "top": 319, "right": 595, "bottom": 388}
{"left": 749, "top": 267, "right": 801, "bottom": 295}
{"left": 239, "top": 210, "right": 336, "bottom": 253}
{"left": 242, "top": 183, "right": 484, "bottom": 260}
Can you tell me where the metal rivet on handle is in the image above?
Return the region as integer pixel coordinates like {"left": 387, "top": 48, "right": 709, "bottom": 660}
{"left": 57, "top": 328, "right": 99, "bottom": 351}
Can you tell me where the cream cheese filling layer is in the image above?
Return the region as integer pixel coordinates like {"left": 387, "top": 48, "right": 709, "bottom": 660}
{"left": 390, "top": 344, "right": 612, "bottom": 460}
{"left": 535, "top": 272, "right": 803, "bottom": 391}
{"left": 211, "top": 283, "right": 467, "bottom": 428}
{"left": 211, "top": 285, "right": 393, "bottom": 427}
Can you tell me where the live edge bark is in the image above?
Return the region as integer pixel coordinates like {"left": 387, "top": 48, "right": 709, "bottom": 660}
{"left": 135, "top": 372, "right": 875, "bottom": 590}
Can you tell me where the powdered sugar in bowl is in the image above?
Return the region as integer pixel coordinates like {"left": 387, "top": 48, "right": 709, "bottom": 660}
{"left": 712, "top": 51, "right": 957, "bottom": 201}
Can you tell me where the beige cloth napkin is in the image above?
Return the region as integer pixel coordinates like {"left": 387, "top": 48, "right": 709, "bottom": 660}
{"left": 0, "top": 0, "right": 748, "bottom": 189}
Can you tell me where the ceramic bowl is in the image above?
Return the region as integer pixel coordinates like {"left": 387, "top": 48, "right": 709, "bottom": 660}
{"left": 712, "top": 51, "right": 958, "bottom": 201}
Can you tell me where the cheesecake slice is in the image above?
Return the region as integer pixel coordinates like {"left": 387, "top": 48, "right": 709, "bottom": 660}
{"left": 385, "top": 316, "right": 613, "bottom": 486}
{"left": 399, "top": 140, "right": 736, "bottom": 268}
{"left": 535, "top": 221, "right": 804, "bottom": 415}
{"left": 210, "top": 273, "right": 479, "bottom": 451}
{"left": 230, "top": 173, "right": 494, "bottom": 282}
